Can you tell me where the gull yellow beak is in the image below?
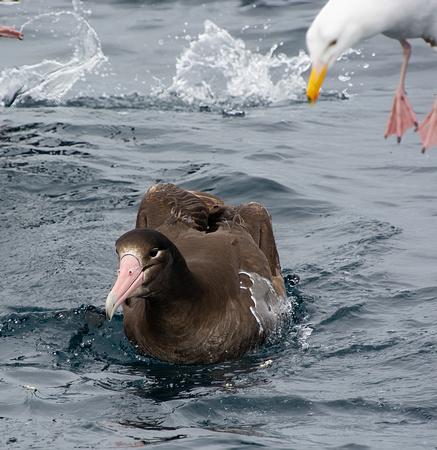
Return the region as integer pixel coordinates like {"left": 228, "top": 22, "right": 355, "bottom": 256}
{"left": 307, "top": 64, "right": 327, "bottom": 105}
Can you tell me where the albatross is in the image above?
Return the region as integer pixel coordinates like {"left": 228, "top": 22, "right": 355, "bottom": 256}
{"left": 306, "top": 0, "right": 437, "bottom": 152}
{"left": 106, "top": 183, "right": 289, "bottom": 365}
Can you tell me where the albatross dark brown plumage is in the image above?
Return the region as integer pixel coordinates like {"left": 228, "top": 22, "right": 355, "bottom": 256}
{"left": 106, "top": 183, "right": 288, "bottom": 365}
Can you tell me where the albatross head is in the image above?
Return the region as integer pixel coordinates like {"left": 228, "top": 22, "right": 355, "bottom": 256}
{"left": 105, "top": 228, "right": 172, "bottom": 321}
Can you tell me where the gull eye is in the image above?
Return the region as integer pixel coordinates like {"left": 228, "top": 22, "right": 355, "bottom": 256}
{"left": 328, "top": 39, "right": 338, "bottom": 47}
{"left": 149, "top": 248, "right": 159, "bottom": 258}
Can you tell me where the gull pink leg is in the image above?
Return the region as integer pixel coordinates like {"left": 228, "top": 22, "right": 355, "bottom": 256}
{"left": 0, "top": 26, "right": 23, "bottom": 40}
{"left": 417, "top": 96, "right": 437, "bottom": 153}
{"left": 385, "top": 40, "right": 418, "bottom": 143}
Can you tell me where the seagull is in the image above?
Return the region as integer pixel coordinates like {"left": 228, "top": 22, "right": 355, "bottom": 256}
{"left": 306, "top": 0, "right": 437, "bottom": 152}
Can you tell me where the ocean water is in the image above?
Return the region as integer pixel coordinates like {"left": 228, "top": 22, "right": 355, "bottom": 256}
{"left": 1, "top": 0, "right": 437, "bottom": 448}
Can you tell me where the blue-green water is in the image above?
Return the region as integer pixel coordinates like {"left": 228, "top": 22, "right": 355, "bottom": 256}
{"left": 1, "top": 1, "right": 437, "bottom": 448}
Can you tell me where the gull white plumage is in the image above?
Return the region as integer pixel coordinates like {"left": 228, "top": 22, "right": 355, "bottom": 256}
{"left": 306, "top": 0, "right": 437, "bottom": 152}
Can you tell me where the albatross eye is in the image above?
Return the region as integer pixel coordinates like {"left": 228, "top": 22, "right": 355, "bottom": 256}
{"left": 149, "top": 248, "right": 159, "bottom": 258}
{"left": 328, "top": 38, "right": 338, "bottom": 47}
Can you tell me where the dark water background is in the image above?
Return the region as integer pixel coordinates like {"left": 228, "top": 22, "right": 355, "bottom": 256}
{"left": 1, "top": 0, "right": 437, "bottom": 448}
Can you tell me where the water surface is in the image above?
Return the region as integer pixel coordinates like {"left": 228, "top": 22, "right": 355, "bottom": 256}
{"left": 1, "top": 1, "right": 437, "bottom": 448}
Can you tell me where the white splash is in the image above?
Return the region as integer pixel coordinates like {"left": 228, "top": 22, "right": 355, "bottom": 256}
{"left": 152, "top": 20, "right": 311, "bottom": 110}
{"left": 0, "top": 11, "right": 107, "bottom": 106}
{"left": 295, "top": 324, "right": 313, "bottom": 350}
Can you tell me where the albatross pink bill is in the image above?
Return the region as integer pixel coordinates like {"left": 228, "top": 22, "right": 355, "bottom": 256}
{"left": 106, "top": 254, "right": 144, "bottom": 321}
